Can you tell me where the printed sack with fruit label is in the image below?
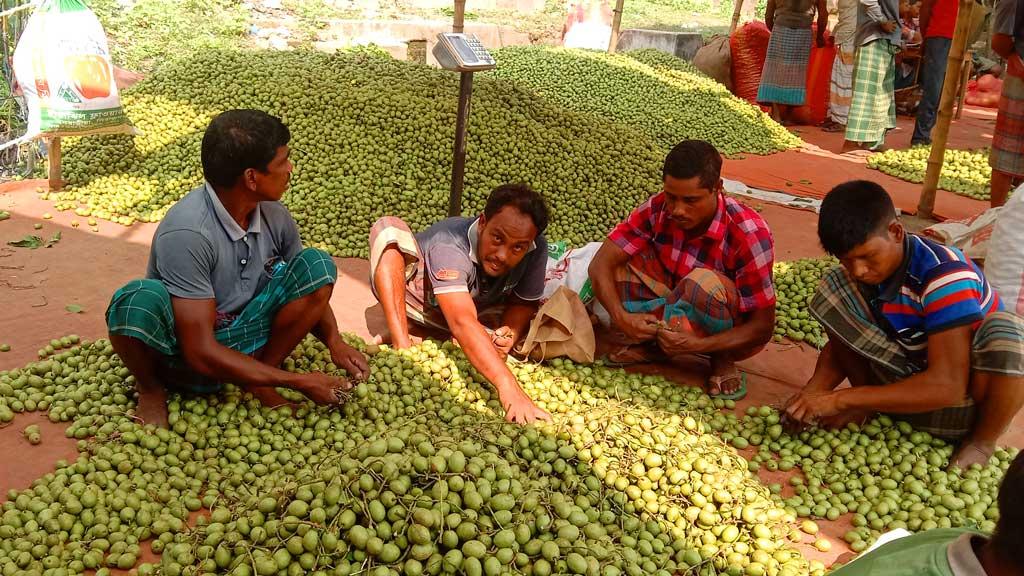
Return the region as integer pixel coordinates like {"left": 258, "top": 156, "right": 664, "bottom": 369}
{"left": 12, "top": 0, "right": 133, "bottom": 139}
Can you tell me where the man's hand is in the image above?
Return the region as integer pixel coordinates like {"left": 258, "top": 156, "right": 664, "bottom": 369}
{"left": 294, "top": 372, "right": 352, "bottom": 405}
{"left": 498, "top": 382, "right": 551, "bottom": 424}
{"left": 615, "top": 313, "right": 660, "bottom": 342}
{"left": 491, "top": 326, "right": 515, "bottom": 358}
{"left": 785, "top": 389, "right": 843, "bottom": 424}
{"left": 880, "top": 20, "right": 898, "bottom": 33}
{"left": 329, "top": 341, "right": 369, "bottom": 381}
{"left": 816, "top": 32, "right": 826, "bottom": 48}
{"left": 656, "top": 326, "right": 701, "bottom": 356}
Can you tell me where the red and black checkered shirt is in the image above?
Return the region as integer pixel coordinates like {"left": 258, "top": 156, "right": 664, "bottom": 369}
{"left": 609, "top": 193, "right": 776, "bottom": 313}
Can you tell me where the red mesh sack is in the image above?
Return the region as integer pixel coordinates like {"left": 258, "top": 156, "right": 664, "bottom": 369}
{"left": 790, "top": 27, "right": 836, "bottom": 125}
{"left": 730, "top": 21, "right": 771, "bottom": 107}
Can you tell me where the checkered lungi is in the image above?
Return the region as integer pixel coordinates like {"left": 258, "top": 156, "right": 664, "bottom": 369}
{"left": 810, "top": 266, "right": 1024, "bottom": 441}
{"left": 757, "top": 26, "right": 814, "bottom": 106}
{"left": 618, "top": 250, "right": 740, "bottom": 337}
{"left": 990, "top": 71, "right": 1024, "bottom": 178}
{"left": 846, "top": 39, "right": 897, "bottom": 148}
{"left": 828, "top": 46, "right": 855, "bottom": 125}
{"left": 107, "top": 248, "right": 337, "bottom": 359}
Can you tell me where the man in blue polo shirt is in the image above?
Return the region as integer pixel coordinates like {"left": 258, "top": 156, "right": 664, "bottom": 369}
{"left": 785, "top": 181, "right": 1024, "bottom": 468}
{"left": 106, "top": 110, "right": 368, "bottom": 426}
{"left": 369, "top": 184, "right": 551, "bottom": 424}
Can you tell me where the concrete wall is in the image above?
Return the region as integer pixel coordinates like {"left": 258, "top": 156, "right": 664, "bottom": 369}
{"left": 615, "top": 29, "right": 705, "bottom": 61}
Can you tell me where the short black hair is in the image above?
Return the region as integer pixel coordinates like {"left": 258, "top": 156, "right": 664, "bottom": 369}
{"left": 483, "top": 183, "right": 550, "bottom": 234}
{"left": 992, "top": 451, "right": 1024, "bottom": 566}
{"left": 201, "top": 109, "right": 291, "bottom": 188}
{"left": 818, "top": 180, "right": 897, "bottom": 257}
{"left": 662, "top": 140, "right": 722, "bottom": 190}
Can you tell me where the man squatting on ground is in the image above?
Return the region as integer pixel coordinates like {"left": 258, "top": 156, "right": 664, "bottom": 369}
{"left": 785, "top": 181, "right": 1024, "bottom": 469}
{"left": 589, "top": 140, "right": 777, "bottom": 401}
{"left": 106, "top": 110, "right": 369, "bottom": 426}
{"left": 369, "top": 185, "right": 552, "bottom": 424}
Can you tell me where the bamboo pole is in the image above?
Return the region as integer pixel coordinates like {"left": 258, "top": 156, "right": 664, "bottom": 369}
{"left": 608, "top": 0, "right": 625, "bottom": 53}
{"left": 729, "top": 0, "right": 745, "bottom": 34}
{"left": 453, "top": 0, "right": 466, "bottom": 33}
{"left": 917, "top": 0, "right": 974, "bottom": 218}
{"left": 48, "top": 137, "right": 61, "bottom": 192}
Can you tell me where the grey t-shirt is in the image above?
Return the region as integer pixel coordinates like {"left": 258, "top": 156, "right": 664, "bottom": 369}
{"left": 856, "top": 0, "right": 902, "bottom": 46}
{"left": 415, "top": 217, "right": 547, "bottom": 310}
{"left": 146, "top": 184, "right": 303, "bottom": 315}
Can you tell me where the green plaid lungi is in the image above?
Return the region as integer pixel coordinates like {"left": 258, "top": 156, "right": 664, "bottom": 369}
{"left": 810, "top": 266, "right": 1024, "bottom": 441}
{"left": 107, "top": 247, "right": 337, "bottom": 360}
{"left": 845, "top": 39, "right": 897, "bottom": 148}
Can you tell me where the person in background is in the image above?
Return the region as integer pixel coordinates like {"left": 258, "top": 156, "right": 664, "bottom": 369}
{"left": 822, "top": 0, "right": 859, "bottom": 132}
{"left": 989, "top": 0, "right": 1024, "bottom": 208}
{"left": 843, "top": 0, "right": 903, "bottom": 152}
{"left": 785, "top": 181, "right": 1024, "bottom": 469}
{"left": 757, "top": 0, "right": 829, "bottom": 123}
{"left": 911, "top": 0, "right": 959, "bottom": 145}
{"left": 589, "top": 141, "right": 776, "bottom": 400}
{"left": 827, "top": 450, "right": 1023, "bottom": 576}
{"left": 369, "top": 184, "right": 551, "bottom": 424}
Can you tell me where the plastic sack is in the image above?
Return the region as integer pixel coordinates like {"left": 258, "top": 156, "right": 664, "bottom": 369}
{"left": 922, "top": 207, "right": 1000, "bottom": 262}
{"left": 13, "top": 0, "right": 133, "bottom": 139}
{"left": 694, "top": 35, "right": 733, "bottom": 91}
{"left": 789, "top": 27, "right": 835, "bottom": 125}
{"left": 730, "top": 21, "right": 771, "bottom": 107}
{"left": 543, "top": 241, "right": 602, "bottom": 304}
{"left": 985, "top": 184, "right": 1024, "bottom": 315}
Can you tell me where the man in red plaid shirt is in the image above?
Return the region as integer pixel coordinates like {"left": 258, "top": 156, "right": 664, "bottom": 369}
{"left": 589, "top": 140, "right": 776, "bottom": 399}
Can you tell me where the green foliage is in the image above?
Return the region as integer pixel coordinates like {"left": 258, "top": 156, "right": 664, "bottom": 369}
{"left": 88, "top": 0, "right": 250, "bottom": 72}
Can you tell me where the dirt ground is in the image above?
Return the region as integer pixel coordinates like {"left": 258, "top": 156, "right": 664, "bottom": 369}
{"left": 0, "top": 106, "right": 1017, "bottom": 567}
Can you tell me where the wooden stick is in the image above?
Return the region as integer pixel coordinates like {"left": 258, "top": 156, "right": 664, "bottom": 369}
{"left": 608, "top": 0, "right": 625, "bottom": 53}
{"left": 955, "top": 50, "right": 972, "bottom": 120}
{"left": 453, "top": 0, "right": 466, "bottom": 33}
{"left": 730, "top": 0, "right": 745, "bottom": 34}
{"left": 47, "top": 137, "right": 61, "bottom": 192}
{"left": 918, "top": 0, "right": 974, "bottom": 219}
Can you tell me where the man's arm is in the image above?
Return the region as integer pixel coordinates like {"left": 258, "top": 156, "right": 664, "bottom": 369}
{"left": 436, "top": 292, "right": 549, "bottom": 423}
{"left": 765, "top": 0, "right": 777, "bottom": 29}
{"left": 837, "top": 326, "right": 971, "bottom": 413}
{"left": 860, "top": 0, "right": 887, "bottom": 23}
{"left": 816, "top": 0, "right": 829, "bottom": 45}
{"left": 171, "top": 298, "right": 338, "bottom": 403}
{"left": 500, "top": 297, "right": 539, "bottom": 344}
{"left": 589, "top": 240, "right": 659, "bottom": 341}
{"left": 992, "top": 0, "right": 1017, "bottom": 58}
{"left": 787, "top": 326, "right": 972, "bottom": 421}
{"left": 918, "top": 0, "right": 935, "bottom": 38}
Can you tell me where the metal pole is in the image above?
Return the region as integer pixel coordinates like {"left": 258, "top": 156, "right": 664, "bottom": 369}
{"left": 608, "top": 0, "right": 625, "bottom": 53}
{"left": 449, "top": 72, "right": 473, "bottom": 217}
{"left": 453, "top": 0, "right": 466, "bottom": 33}
{"left": 48, "top": 136, "right": 61, "bottom": 192}
{"left": 917, "top": 0, "right": 974, "bottom": 218}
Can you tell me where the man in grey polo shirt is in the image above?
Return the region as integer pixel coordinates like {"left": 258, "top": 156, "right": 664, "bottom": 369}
{"left": 369, "top": 184, "right": 551, "bottom": 424}
{"left": 106, "top": 109, "right": 368, "bottom": 426}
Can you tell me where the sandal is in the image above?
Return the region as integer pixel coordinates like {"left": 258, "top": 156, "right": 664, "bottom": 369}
{"left": 707, "top": 372, "right": 747, "bottom": 401}
{"left": 821, "top": 122, "right": 846, "bottom": 133}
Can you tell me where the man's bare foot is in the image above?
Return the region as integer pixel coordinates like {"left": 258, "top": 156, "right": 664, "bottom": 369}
{"left": 950, "top": 440, "right": 995, "bottom": 470}
{"left": 134, "top": 385, "right": 170, "bottom": 428}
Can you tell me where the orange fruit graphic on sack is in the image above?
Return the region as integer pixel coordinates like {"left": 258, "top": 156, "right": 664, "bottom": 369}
{"left": 64, "top": 54, "right": 111, "bottom": 100}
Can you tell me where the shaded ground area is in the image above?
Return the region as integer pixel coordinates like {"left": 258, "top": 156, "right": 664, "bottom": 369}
{"left": 725, "top": 105, "right": 996, "bottom": 221}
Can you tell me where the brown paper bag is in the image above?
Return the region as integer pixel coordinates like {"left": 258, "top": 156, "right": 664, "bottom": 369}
{"left": 516, "top": 286, "right": 595, "bottom": 363}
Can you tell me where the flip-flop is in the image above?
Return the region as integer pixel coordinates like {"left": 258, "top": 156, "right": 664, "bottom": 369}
{"left": 707, "top": 372, "right": 747, "bottom": 401}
